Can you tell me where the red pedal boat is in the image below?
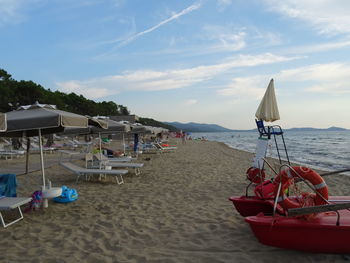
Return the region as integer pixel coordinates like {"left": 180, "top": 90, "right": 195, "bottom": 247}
{"left": 229, "top": 195, "right": 350, "bottom": 217}
{"left": 245, "top": 209, "right": 350, "bottom": 253}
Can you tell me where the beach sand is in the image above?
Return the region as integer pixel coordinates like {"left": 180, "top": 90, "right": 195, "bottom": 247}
{"left": 1, "top": 139, "right": 350, "bottom": 262}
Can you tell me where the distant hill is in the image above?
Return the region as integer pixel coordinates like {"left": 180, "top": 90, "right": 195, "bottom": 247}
{"left": 287, "top": 126, "right": 348, "bottom": 132}
{"left": 164, "top": 122, "right": 234, "bottom": 132}
{"left": 138, "top": 117, "right": 179, "bottom": 132}
{"left": 164, "top": 122, "right": 349, "bottom": 133}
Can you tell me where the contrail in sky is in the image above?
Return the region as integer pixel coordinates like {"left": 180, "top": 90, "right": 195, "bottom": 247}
{"left": 117, "top": 2, "right": 201, "bottom": 48}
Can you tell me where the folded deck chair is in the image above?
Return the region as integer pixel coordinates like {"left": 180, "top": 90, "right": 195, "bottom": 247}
{"left": 89, "top": 154, "right": 144, "bottom": 175}
{"left": 0, "top": 197, "right": 32, "bottom": 228}
{"left": 60, "top": 162, "right": 128, "bottom": 184}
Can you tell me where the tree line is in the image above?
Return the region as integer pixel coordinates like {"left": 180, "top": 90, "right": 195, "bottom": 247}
{"left": 0, "top": 68, "right": 178, "bottom": 131}
{"left": 0, "top": 68, "right": 129, "bottom": 116}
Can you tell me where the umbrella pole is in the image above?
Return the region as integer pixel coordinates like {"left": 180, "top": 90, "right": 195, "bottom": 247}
{"left": 25, "top": 137, "right": 30, "bottom": 174}
{"left": 122, "top": 133, "right": 125, "bottom": 155}
{"left": 99, "top": 132, "right": 102, "bottom": 169}
{"left": 38, "top": 129, "right": 46, "bottom": 188}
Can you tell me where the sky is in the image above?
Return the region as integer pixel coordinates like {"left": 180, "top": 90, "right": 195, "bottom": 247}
{"left": 1, "top": 0, "right": 350, "bottom": 130}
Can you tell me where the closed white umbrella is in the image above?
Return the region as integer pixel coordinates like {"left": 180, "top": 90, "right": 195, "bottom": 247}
{"left": 255, "top": 78, "right": 280, "bottom": 122}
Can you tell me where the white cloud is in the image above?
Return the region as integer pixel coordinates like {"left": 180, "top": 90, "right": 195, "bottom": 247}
{"left": 279, "top": 63, "right": 350, "bottom": 94}
{"left": 185, "top": 99, "right": 198, "bottom": 105}
{"left": 202, "top": 25, "right": 247, "bottom": 52}
{"left": 0, "top": 0, "right": 28, "bottom": 26}
{"left": 218, "top": 62, "right": 350, "bottom": 99}
{"left": 265, "top": 0, "right": 350, "bottom": 36}
{"left": 217, "top": 76, "right": 268, "bottom": 99}
{"left": 217, "top": 0, "right": 233, "bottom": 11}
{"left": 285, "top": 40, "right": 350, "bottom": 55}
{"left": 57, "top": 53, "right": 296, "bottom": 99}
{"left": 57, "top": 81, "right": 111, "bottom": 99}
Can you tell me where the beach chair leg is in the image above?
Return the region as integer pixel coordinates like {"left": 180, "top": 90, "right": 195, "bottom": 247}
{"left": 76, "top": 174, "right": 81, "bottom": 184}
{"left": 0, "top": 207, "right": 24, "bottom": 228}
{"left": 115, "top": 175, "right": 124, "bottom": 185}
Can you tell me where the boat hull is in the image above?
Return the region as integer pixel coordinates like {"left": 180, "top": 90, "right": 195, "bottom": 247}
{"left": 245, "top": 210, "right": 350, "bottom": 253}
{"left": 229, "top": 196, "right": 273, "bottom": 216}
{"left": 230, "top": 195, "right": 350, "bottom": 216}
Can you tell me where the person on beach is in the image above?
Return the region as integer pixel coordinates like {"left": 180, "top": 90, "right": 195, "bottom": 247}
{"left": 181, "top": 131, "right": 186, "bottom": 144}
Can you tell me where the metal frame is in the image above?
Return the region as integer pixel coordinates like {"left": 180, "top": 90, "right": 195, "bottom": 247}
{"left": 0, "top": 207, "right": 24, "bottom": 228}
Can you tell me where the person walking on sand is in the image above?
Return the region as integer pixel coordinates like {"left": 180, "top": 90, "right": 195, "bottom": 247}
{"left": 181, "top": 131, "right": 186, "bottom": 144}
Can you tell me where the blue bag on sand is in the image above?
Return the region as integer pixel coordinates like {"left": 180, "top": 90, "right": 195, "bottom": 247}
{"left": 53, "top": 186, "right": 78, "bottom": 203}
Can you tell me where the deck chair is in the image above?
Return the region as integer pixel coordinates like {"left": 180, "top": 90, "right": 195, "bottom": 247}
{"left": 60, "top": 162, "right": 128, "bottom": 184}
{"left": 139, "top": 143, "right": 159, "bottom": 154}
{"left": 0, "top": 143, "right": 25, "bottom": 159}
{"left": 92, "top": 154, "right": 144, "bottom": 175}
{"left": 72, "top": 139, "right": 92, "bottom": 146}
{"left": 94, "top": 153, "right": 135, "bottom": 163}
{"left": 0, "top": 150, "right": 25, "bottom": 160}
{"left": 0, "top": 197, "right": 32, "bottom": 227}
{"left": 154, "top": 142, "right": 177, "bottom": 152}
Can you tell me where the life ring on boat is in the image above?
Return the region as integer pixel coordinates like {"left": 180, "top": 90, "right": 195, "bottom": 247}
{"left": 246, "top": 167, "right": 266, "bottom": 184}
{"left": 273, "top": 166, "right": 328, "bottom": 210}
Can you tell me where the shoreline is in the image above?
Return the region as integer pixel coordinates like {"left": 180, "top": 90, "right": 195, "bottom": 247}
{"left": 198, "top": 134, "right": 350, "bottom": 176}
{"left": 1, "top": 139, "right": 350, "bottom": 262}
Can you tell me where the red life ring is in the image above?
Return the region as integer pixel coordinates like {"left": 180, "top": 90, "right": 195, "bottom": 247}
{"left": 273, "top": 166, "right": 328, "bottom": 210}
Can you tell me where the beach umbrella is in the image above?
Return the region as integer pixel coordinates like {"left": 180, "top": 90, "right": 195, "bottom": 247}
{"left": 130, "top": 124, "right": 154, "bottom": 134}
{"left": 91, "top": 118, "right": 131, "bottom": 159}
{"left": 60, "top": 117, "right": 109, "bottom": 136}
{"left": 130, "top": 124, "right": 155, "bottom": 153}
{"left": 91, "top": 119, "right": 130, "bottom": 134}
{"left": 0, "top": 103, "right": 90, "bottom": 188}
{"left": 0, "top": 113, "right": 6, "bottom": 132}
{"left": 255, "top": 78, "right": 280, "bottom": 122}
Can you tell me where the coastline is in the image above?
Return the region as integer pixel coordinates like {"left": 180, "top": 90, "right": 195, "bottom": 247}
{"left": 192, "top": 131, "right": 350, "bottom": 176}
{"left": 1, "top": 139, "right": 350, "bottom": 262}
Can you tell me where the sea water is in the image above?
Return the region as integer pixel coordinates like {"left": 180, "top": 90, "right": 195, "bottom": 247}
{"left": 191, "top": 130, "right": 350, "bottom": 174}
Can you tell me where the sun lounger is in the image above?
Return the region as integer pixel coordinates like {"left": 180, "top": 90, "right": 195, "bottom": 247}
{"left": 107, "top": 156, "right": 135, "bottom": 162}
{"left": 90, "top": 153, "right": 143, "bottom": 175}
{"left": 0, "top": 150, "right": 25, "bottom": 160}
{"left": 139, "top": 143, "right": 159, "bottom": 154}
{"left": 72, "top": 139, "right": 92, "bottom": 146}
{"left": 89, "top": 154, "right": 144, "bottom": 175}
{"left": 0, "top": 196, "right": 32, "bottom": 227}
{"left": 154, "top": 143, "right": 177, "bottom": 152}
{"left": 60, "top": 162, "right": 128, "bottom": 184}
{"left": 94, "top": 153, "right": 135, "bottom": 163}
{"left": 108, "top": 162, "right": 143, "bottom": 175}
{"left": 22, "top": 141, "right": 56, "bottom": 154}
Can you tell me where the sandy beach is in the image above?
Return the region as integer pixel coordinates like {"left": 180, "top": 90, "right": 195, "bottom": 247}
{"left": 1, "top": 139, "right": 350, "bottom": 262}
